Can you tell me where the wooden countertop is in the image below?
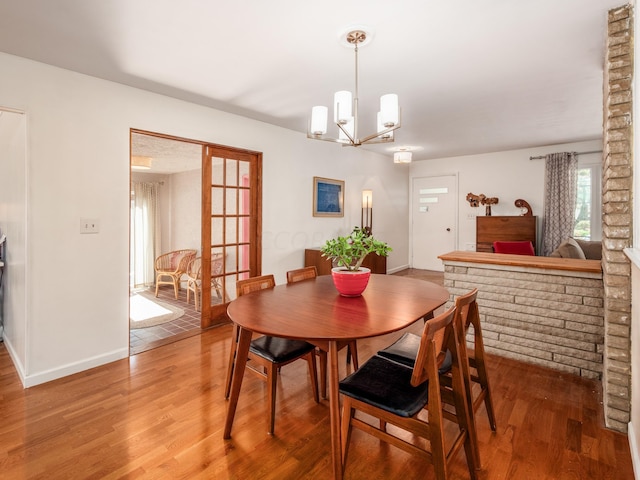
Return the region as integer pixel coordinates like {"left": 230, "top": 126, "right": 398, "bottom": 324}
{"left": 438, "top": 251, "right": 602, "bottom": 273}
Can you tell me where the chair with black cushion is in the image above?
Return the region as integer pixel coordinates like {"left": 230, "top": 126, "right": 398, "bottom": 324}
{"left": 339, "top": 305, "right": 479, "bottom": 480}
{"left": 224, "top": 274, "right": 319, "bottom": 435}
{"left": 285, "top": 266, "right": 359, "bottom": 399}
{"left": 378, "top": 288, "right": 496, "bottom": 432}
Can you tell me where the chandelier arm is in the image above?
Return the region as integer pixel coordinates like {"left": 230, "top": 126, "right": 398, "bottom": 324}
{"left": 337, "top": 122, "right": 356, "bottom": 144}
{"left": 308, "top": 119, "right": 401, "bottom": 146}
{"left": 359, "top": 122, "right": 401, "bottom": 145}
{"left": 305, "top": 133, "right": 352, "bottom": 145}
{"left": 355, "top": 137, "right": 395, "bottom": 145}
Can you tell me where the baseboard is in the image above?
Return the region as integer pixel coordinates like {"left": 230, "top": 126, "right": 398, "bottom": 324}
{"left": 387, "top": 264, "right": 410, "bottom": 274}
{"left": 2, "top": 334, "right": 27, "bottom": 387}
{"left": 22, "top": 347, "right": 129, "bottom": 388}
{"left": 629, "top": 421, "right": 640, "bottom": 479}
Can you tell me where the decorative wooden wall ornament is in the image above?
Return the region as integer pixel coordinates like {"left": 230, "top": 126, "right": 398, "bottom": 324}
{"left": 514, "top": 199, "right": 533, "bottom": 216}
{"left": 481, "top": 196, "right": 499, "bottom": 216}
{"left": 466, "top": 192, "right": 485, "bottom": 207}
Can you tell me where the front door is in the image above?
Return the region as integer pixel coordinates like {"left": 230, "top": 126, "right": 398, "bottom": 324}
{"left": 411, "top": 175, "right": 457, "bottom": 271}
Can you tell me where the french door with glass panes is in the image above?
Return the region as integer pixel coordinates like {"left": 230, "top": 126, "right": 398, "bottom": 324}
{"left": 201, "top": 145, "right": 262, "bottom": 328}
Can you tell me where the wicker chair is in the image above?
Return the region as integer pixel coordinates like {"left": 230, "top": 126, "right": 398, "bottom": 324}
{"left": 154, "top": 249, "right": 197, "bottom": 299}
{"left": 186, "top": 253, "right": 225, "bottom": 311}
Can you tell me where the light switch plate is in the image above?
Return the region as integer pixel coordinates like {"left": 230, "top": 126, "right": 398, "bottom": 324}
{"left": 80, "top": 218, "right": 99, "bottom": 234}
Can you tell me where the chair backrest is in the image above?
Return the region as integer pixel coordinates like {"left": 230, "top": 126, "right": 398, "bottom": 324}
{"left": 236, "top": 274, "right": 276, "bottom": 297}
{"left": 176, "top": 250, "right": 197, "bottom": 273}
{"left": 286, "top": 266, "right": 318, "bottom": 284}
{"left": 155, "top": 249, "right": 197, "bottom": 272}
{"left": 454, "top": 288, "right": 479, "bottom": 334}
{"left": 454, "top": 288, "right": 486, "bottom": 367}
{"left": 211, "top": 253, "right": 224, "bottom": 276}
{"left": 492, "top": 241, "right": 535, "bottom": 256}
{"left": 447, "top": 288, "right": 479, "bottom": 376}
{"left": 411, "top": 305, "right": 456, "bottom": 387}
{"left": 187, "top": 257, "right": 202, "bottom": 280}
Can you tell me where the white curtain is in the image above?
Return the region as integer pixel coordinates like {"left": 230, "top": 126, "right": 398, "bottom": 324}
{"left": 540, "top": 152, "right": 578, "bottom": 256}
{"left": 130, "top": 182, "right": 161, "bottom": 288}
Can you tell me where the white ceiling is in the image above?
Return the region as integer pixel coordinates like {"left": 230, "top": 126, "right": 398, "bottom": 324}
{"left": 131, "top": 133, "right": 202, "bottom": 174}
{"left": 0, "top": 0, "right": 623, "bottom": 166}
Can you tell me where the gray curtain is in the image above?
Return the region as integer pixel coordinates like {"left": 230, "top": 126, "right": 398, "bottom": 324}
{"left": 540, "top": 152, "right": 578, "bottom": 256}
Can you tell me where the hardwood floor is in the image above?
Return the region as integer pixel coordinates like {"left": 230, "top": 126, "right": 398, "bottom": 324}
{"left": 0, "top": 270, "right": 634, "bottom": 479}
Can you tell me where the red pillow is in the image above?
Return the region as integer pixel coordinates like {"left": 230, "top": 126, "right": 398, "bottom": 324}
{"left": 492, "top": 241, "right": 535, "bottom": 256}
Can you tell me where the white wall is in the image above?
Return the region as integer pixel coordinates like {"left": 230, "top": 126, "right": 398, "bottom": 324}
{"left": 0, "top": 52, "right": 409, "bottom": 387}
{"left": 0, "top": 109, "right": 27, "bottom": 375}
{"left": 409, "top": 140, "right": 602, "bottom": 255}
{"left": 171, "top": 168, "right": 202, "bottom": 255}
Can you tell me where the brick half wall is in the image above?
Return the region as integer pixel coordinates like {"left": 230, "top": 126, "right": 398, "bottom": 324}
{"left": 442, "top": 260, "right": 604, "bottom": 380}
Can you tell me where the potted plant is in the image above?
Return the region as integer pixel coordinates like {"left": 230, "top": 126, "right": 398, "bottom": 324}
{"left": 320, "top": 227, "right": 392, "bottom": 296}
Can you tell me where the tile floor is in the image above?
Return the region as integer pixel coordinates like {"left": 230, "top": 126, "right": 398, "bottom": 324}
{"left": 129, "top": 285, "right": 220, "bottom": 355}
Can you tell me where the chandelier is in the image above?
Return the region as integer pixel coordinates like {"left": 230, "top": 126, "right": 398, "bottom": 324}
{"left": 307, "top": 29, "right": 401, "bottom": 147}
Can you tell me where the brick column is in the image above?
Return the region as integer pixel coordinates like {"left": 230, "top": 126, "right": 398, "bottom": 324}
{"left": 603, "top": 4, "right": 633, "bottom": 432}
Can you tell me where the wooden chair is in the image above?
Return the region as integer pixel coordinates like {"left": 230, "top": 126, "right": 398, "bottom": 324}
{"left": 285, "top": 266, "right": 359, "bottom": 398}
{"left": 378, "top": 288, "right": 496, "bottom": 433}
{"left": 186, "top": 254, "right": 224, "bottom": 311}
{"left": 339, "top": 305, "right": 479, "bottom": 480}
{"left": 154, "top": 249, "right": 197, "bottom": 299}
{"left": 224, "top": 274, "right": 319, "bottom": 435}
{"left": 449, "top": 289, "right": 497, "bottom": 431}
{"left": 285, "top": 265, "right": 318, "bottom": 283}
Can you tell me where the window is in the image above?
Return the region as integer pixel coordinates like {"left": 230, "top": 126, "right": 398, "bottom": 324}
{"left": 573, "top": 164, "right": 602, "bottom": 241}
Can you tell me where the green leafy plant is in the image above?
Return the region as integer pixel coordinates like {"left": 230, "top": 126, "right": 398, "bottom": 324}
{"left": 320, "top": 227, "right": 392, "bottom": 271}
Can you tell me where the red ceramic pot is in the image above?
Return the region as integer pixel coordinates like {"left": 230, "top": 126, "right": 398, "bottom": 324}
{"left": 330, "top": 267, "right": 371, "bottom": 297}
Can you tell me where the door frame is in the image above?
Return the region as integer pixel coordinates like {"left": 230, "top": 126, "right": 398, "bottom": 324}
{"left": 409, "top": 173, "right": 459, "bottom": 269}
{"left": 129, "top": 129, "right": 262, "bottom": 332}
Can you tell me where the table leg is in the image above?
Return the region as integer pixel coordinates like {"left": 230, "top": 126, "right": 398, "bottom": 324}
{"left": 223, "top": 327, "right": 252, "bottom": 439}
{"left": 328, "top": 340, "right": 343, "bottom": 480}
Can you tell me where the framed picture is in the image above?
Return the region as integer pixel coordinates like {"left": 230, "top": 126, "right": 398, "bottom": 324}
{"left": 313, "top": 176, "right": 344, "bottom": 217}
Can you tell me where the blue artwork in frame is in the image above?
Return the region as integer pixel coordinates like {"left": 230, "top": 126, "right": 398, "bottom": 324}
{"left": 313, "top": 176, "right": 344, "bottom": 217}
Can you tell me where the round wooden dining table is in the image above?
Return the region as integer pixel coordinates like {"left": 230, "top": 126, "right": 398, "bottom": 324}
{"left": 223, "top": 274, "right": 450, "bottom": 480}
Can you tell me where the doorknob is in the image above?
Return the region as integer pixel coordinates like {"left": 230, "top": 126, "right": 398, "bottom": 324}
{"left": 446, "top": 228, "right": 451, "bottom": 232}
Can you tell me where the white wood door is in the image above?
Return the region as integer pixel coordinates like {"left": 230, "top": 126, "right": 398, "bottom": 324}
{"left": 411, "top": 175, "right": 457, "bottom": 271}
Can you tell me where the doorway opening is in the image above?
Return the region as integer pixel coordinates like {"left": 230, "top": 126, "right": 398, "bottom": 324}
{"left": 129, "top": 130, "right": 262, "bottom": 355}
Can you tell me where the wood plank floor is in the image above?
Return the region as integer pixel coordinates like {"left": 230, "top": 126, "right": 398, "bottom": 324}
{"left": 0, "top": 274, "right": 635, "bottom": 479}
